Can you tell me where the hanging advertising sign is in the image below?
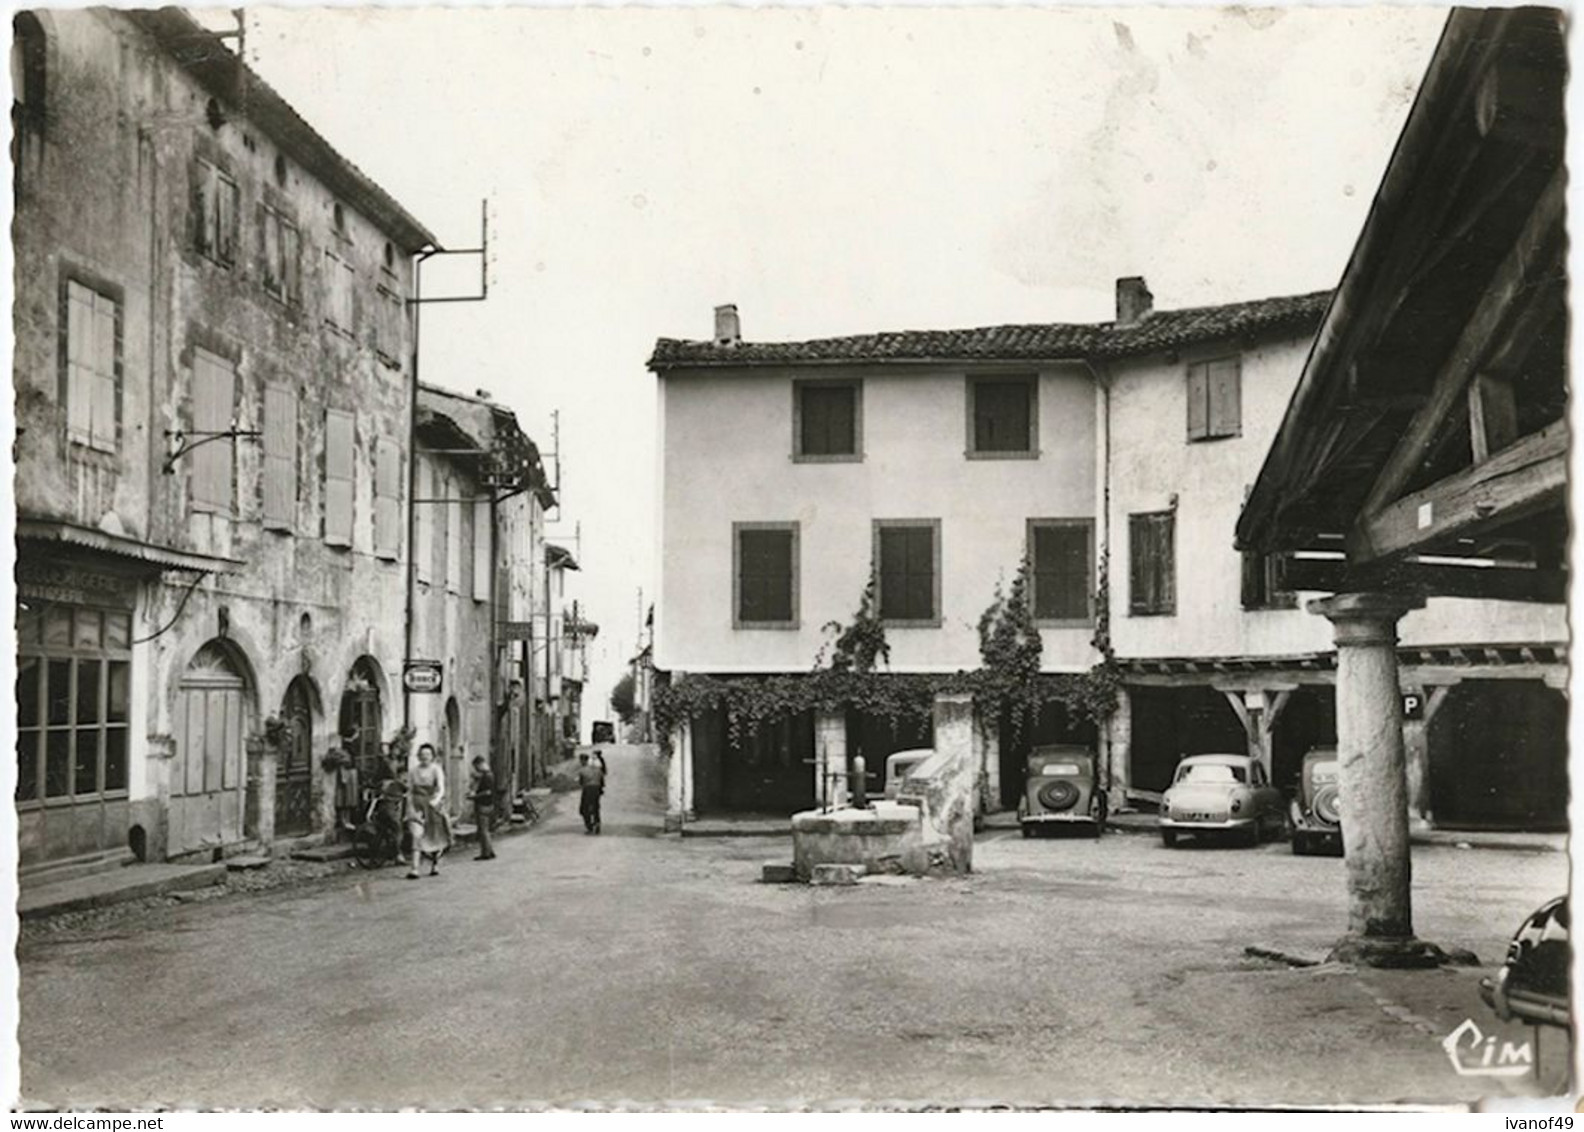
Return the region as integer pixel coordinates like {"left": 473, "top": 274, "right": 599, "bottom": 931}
{"left": 403, "top": 659, "right": 444, "bottom": 694}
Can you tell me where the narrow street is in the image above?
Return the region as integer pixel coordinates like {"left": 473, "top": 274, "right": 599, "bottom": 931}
{"left": 19, "top": 744, "right": 1566, "bottom": 1109}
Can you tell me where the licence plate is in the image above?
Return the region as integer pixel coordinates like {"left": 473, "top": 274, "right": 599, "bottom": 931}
{"left": 1178, "top": 811, "right": 1222, "bottom": 822}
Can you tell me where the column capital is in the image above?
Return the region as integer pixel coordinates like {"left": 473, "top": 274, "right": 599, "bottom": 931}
{"left": 1308, "top": 592, "right": 1425, "bottom": 647}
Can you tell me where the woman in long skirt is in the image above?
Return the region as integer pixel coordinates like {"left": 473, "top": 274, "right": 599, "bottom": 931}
{"left": 406, "top": 742, "right": 454, "bottom": 879}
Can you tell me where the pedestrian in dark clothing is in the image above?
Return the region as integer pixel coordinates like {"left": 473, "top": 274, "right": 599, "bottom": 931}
{"left": 577, "top": 752, "right": 605, "bottom": 834}
{"left": 470, "top": 756, "right": 498, "bottom": 861}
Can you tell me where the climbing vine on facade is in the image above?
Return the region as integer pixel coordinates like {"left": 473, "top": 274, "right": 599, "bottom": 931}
{"left": 653, "top": 559, "right": 1120, "bottom": 744}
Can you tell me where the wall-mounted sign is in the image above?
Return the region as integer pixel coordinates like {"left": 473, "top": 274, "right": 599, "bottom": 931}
{"left": 498, "top": 621, "right": 533, "bottom": 642}
{"left": 403, "top": 660, "right": 444, "bottom": 694}
{"left": 1402, "top": 692, "right": 1424, "bottom": 720}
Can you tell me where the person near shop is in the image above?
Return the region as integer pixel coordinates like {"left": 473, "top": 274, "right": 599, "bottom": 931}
{"left": 470, "top": 755, "right": 498, "bottom": 861}
{"left": 577, "top": 751, "right": 606, "bottom": 835}
{"left": 406, "top": 743, "right": 453, "bottom": 878}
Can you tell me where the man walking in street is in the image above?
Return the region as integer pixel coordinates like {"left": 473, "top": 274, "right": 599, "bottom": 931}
{"left": 470, "top": 755, "right": 498, "bottom": 861}
{"left": 577, "top": 751, "right": 605, "bottom": 835}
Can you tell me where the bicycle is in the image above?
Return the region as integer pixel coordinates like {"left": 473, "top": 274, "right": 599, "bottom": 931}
{"left": 351, "top": 781, "right": 409, "bottom": 870}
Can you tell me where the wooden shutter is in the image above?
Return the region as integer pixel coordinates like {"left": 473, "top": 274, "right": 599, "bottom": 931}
{"left": 324, "top": 408, "right": 355, "bottom": 547}
{"left": 472, "top": 497, "right": 491, "bottom": 600}
{"left": 262, "top": 383, "right": 297, "bottom": 531}
{"left": 282, "top": 221, "right": 301, "bottom": 304}
{"left": 800, "top": 384, "right": 855, "bottom": 456}
{"left": 1130, "top": 513, "right": 1174, "bottom": 614}
{"left": 192, "top": 162, "right": 211, "bottom": 256}
{"left": 191, "top": 351, "right": 234, "bottom": 513}
{"left": 216, "top": 174, "right": 239, "bottom": 266}
{"left": 65, "top": 282, "right": 93, "bottom": 445}
{"left": 416, "top": 460, "right": 432, "bottom": 582}
{"left": 445, "top": 475, "right": 462, "bottom": 591}
{"left": 1207, "top": 357, "right": 1241, "bottom": 438}
{"left": 374, "top": 438, "right": 401, "bottom": 559}
{"left": 1186, "top": 363, "right": 1209, "bottom": 440}
{"left": 1034, "top": 523, "right": 1091, "bottom": 621}
{"left": 879, "top": 527, "right": 908, "bottom": 620}
{"left": 879, "top": 525, "right": 934, "bottom": 621}
{"left": 89, "top": 292, "right": 117, "bottom": 450}
{"left": 738, "top": 528, "right": 794, "bottom": 623}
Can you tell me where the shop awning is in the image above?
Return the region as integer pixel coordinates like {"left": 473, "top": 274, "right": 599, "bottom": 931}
{"left": 17, "top": 519, "right": 244, "bottom": 574}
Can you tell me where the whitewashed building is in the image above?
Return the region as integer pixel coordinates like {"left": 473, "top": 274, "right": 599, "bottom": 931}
{"left": 648, "top": 286, "right": 1566, "bottom": 829}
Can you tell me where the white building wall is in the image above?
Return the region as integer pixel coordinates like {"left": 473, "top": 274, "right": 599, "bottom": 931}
{"left": 658, "top": 363, "right": 1100, "bottom": 674}
{"left": 1107, "top": 337, "right": 1567, "bottom": 660}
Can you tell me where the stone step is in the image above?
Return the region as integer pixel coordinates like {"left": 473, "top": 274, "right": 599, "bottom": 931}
{"left": 290, "top": 844, "right": 354, "bottom": 862}
{"left": 224, "top": 855, "right": 272, "bottom": 872}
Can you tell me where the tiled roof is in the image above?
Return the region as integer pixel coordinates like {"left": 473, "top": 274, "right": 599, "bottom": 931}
{"left": 648, "top": 290, "right": 1332, "bottom": 369}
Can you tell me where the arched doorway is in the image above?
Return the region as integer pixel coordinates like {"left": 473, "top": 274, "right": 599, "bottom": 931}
{"left": 277, "top": 676, "right": 319, "bottom": 837}
{"left": 171, "top": 640, "right": 254, "bottom": 857}
{"left": 338, "top": 656, "right": 385, "bottom": 780}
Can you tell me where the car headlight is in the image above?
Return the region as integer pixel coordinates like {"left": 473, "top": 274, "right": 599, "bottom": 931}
{"left": 1230, "top": 798, "right": 1243, "bottom": 814}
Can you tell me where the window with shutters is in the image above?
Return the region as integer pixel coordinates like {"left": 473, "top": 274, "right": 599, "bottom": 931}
{"left": 472, "top": 497, "right": 491, "bottom": 601}
{"left": 261, "top": 383, "right": 297, "bottom": 532}
{"left": 323, "top": 408, "right": 355, "bottom": 548}
{"left": 792, "top": 380, "right": 861, "bottom": 461}
{"left": 733, "top": 522, "right": 799, "bottom": 628}
{"left": 875, "top": 520, "right": 941, "bottom": 626}
{"left": 260, "top": 208, "right": 301, "bottom": 305}
{"left": 1241, "top": 548, "right": 1296, "bottom": 611}
{"left": 325, "top": 250, "right": 354, "bottom": 333}
{"left": 375, "top": 284, "right": 404, "bottom": 368}
{"left": 194, "top": 160, "right": 240, "bottom": 267}
{"left": 1029, "top": 518, "right": 1094, "bottom": 625}
{"left": 1129, "top": 511, "right": 1176, "bottom": 616}
{"left": 190, "top": 350, "right": 235, "bottom": 514}
{"left": 61, "top": 279, "right": 121, "bottom": 453}
{"left": 373, "top": 438, "right": 401, "bottom": 560}
{"left": 415, "top": 459, "right": 433, "bottom": 583}
{"left": 967, "top": 376, "right": 1037, "bottom": 457}
{"left": 1186, "top": 356, "right": 1241, "bottom": 441}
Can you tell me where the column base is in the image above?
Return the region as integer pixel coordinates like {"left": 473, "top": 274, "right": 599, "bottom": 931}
{"left": 1326, "top": 933, "right": 1480, "bottom": 969}
{"left": 663, "top": 810, "right": 686, "bottom": 833}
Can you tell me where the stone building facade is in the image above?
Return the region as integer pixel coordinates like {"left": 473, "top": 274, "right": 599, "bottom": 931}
{"left": 13, "top": 9, "right": 434, "bottom": 870}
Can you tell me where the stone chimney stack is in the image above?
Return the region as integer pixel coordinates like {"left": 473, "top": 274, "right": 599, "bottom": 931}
{"left": 1115, "top": 276, "right": 1154, "bottom": 326}
{"left": 714, "top": 303, "right": 741, "bottom": 347}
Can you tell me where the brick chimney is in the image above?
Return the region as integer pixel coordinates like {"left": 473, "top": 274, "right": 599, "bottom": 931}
{"left": 1115, "top": 276, "right": 1153, "bottom": 326}
{"left": 714, "top": 303, "right": 741, "bottom": 347}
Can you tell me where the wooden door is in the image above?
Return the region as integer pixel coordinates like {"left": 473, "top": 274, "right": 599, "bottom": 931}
{"left": 276, "top": 678, "right": 314, "bottom": 836}
{"left": 171, "top": 647, "right": 247, "bottom": 857}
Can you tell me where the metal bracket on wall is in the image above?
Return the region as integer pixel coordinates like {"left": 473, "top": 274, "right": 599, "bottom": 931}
{"left": 162, "top": 427, "right": 262, "bottom": 474}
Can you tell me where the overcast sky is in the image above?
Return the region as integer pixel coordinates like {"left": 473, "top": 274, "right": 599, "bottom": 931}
{"left": 232, "top": 5, "right": 1448, "bottom": 718}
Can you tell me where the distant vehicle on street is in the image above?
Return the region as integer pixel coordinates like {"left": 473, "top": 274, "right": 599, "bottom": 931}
{"left": 1018, "top": 745, "right": 1107, "bottom": 838}
{"left": 1159, "top": 753, "right": 1284, "bottom": 847}
{"left": 883, "top": 748, "right": 934, "bottom": 800}
{"left": 591, "top": 721, "right": 616, "bottom": 745}
{"left": 1481, "top": 896, "right": 1570, "bottom": 1029}
{"left": 1290, "top": 747, "right": 1343, "bottom": 856}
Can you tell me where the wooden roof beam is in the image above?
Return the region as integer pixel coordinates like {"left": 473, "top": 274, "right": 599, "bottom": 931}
{"left": 1350, "top": 418, "right": 1567, "bottom": 566}
{"left": 1357, "top": 168, "right": 1565, "bottom": 522}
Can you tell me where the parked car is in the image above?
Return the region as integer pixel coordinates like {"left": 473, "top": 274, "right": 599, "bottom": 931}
{"left": 1481, "top": 896, "right": 1570, "bottom": 1029}
{"left": 1290, "top": 746, "right": 1343, "bottom": 856}
{"left": 883, "top": 748, "right": 933, "bottom": 800}
{"left": 1018, "top": 745, "right": 1107, "bottom": 838}
{"left": 591, "top": 721, "right": 616, "bottom": 745}
{"left": 1159, "top": 753, "right": 1284, "bottom": 847}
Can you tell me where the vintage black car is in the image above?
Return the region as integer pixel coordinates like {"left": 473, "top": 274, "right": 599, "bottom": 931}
{"left": 1481, "top": 896, "right": 1570, "bottom": 1030}
{"left": 591, "top": 720, "right": 617, "bottom": 745}
{"left": 1018, "top": 745, "right": 1107, "bottom": 838}
{"left": 1290, "top": 747, "right": 1343, "bottom": 856}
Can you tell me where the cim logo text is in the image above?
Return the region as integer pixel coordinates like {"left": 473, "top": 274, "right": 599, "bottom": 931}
{"left": 1442, "top": 1018, "right": 1534, "bottom": 1078}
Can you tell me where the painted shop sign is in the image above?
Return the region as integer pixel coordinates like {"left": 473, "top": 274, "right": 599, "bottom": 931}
{"left": 403, "top": 659, "right": 444, "bottom": 694}
{"left": 15, "top": 561, "right": 136, "bottom": 608}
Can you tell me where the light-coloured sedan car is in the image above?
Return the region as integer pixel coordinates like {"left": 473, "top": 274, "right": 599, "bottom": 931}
{"left": 1159, "top": 753, "right": 1285, "bottom": 847}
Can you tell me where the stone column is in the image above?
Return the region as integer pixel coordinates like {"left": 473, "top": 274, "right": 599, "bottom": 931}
{"left": 930, "top": 693, "right": 978, "bottom": 874}
{"left": 1107, "top": 687, "right": 1132, "bottom": 799}
{"left": 975, "top": 709, "right": 1000, "bottom": 815}
{"left": 1310, "top": 593, "right": 1448, "bottom": 968}
{"left": 665, "top": 718, "right": 689, "bottom": 832}
{"left": 814, "top": 708, "right": 849, "bottom": 810}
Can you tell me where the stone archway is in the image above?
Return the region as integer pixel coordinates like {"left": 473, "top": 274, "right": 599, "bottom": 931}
{"left": 170, "top": 639, "right": 256, "bottom": 858}
{"left": 338, "top": 655, "right": 386, "bottom": 779}
{"left": 443, "top": 696, "right": 463, "bottom": 818}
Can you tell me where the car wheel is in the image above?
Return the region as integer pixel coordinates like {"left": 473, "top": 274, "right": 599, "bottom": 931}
{"left": 1161, "top": 828, "right": 1177, "bottom": 848}
{"left": 351, "top": 824, "right": 384, "bottom": 871}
